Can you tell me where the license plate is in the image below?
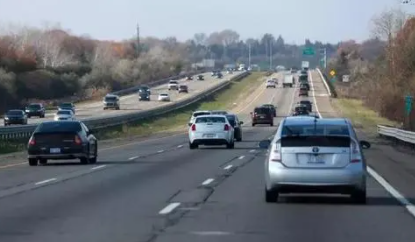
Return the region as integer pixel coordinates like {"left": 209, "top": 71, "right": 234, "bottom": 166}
{"left": 204, "top": 134, "right": 215, "bottom": 138}
{"left": 308, "top": 156, "right": 325, "bottom": 164}
{"left": 50, "top": 148, "right": 61, "bottom": 154}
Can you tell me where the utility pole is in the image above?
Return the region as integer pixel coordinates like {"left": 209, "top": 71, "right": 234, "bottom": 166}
{"left": 136, "top": 23, "right": 141, "bottom": 58}
{"left": 269, "top": 40, "right": 273, "bottom": 71}
{"left": 319, "top": 48, "right": 327, "bottom": 69}
{"left": 248, "top": 43, "right": 251, "bottom": 68}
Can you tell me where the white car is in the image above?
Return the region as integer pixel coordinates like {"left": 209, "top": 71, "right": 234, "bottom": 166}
{"left": 266, "top": 80, "right": 276, "bottom": 88}
{"left": 188, "top": 110, "right": 212, "bottom": 126}
{"left": 168, "top": 80, "right": 179, "bottom": 90}
{"left": 188, "top": 115, "right": 235, "bottom": 149}
{"left": 158, "top": 93, "right": 170, "bottom": 101}
{"left": 54, "top": 110, "right": 75, "bottom": 121}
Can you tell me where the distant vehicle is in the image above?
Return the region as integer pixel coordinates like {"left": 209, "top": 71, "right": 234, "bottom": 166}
{"left": 300, "top": 70, "right": 307, "bottom": 75}
{"left": 138, "top": 86, "right": 151, "bottom": 95}
{"left": 261, "top": 104, "right": 277, "bottom": 117}
{"left": 103, "top": 94, "right": 120, "bottom": 110}
{"left": 58, "top": 102, "right": 75, "bottom": 114}
{"left": 197, "top": 75, "right": 204, "bottom": 80}
{"left": 211, "top": 110, "right": 228, "bottom": 115}
{"left": 298, "top": 74, "right": 308, "bottom": 83}
{"left": 292, "top": 104, "right": 310, "bottom": 116}
{"left": 251, "top": 106, "right": 274, "bottom": 126}
{"left": 259, "top": 117, "right": 371, "bottom": 204}
{"left": 226, "top": 114, "right": 243, "bottom": 141}
{"left": 188, "top": 110, "right": 212, "bottom": 126}
{"left": 186, "top": 76, "right": 193, "bottom": 80}
{"left": 299, "top": 87, "right": 309, "bottom": 96}
{"left": 188, "top": 115, "right": 235, "bottom": 149}
{"left": 25, "top": 103, "right": 45, "bottom": 118}
{"left": 138, "top": 92, "right": 150, "bottom": 101}
{"left": 266, "top": 79, "right": 276, "bottom": 88}
{"left": 227, "top": 69, "right": 233, "bottom": 74}
{"left": 158, "top": 93, "right": 170, "bottom": 101}
{"left": 27, "top": 121, "right": 98, "bottom": 166}
{"left": 216, "top": 72, "right": 223, "bottom": 78}
{"left": 168, "top": 80, "right": 179, "bottom": 90}
{"left": 283, "top": 74, "right": 294, "bottom": 88}
{"left": 4, "top": 109, "right": 27, "bottom": 126}
{"left": 54, "top": 110, "right": 75, "bottom": 121}
{"left": 298, "top": 100, "right": 312, "bottom": 112}
{"left": 300, "top": 82, "right": 310, "bottom": 91}
{"left": 301, "top": 60, "right": 310, "bottom": 70}
{"left": 271, "top": 77, "right": 278, "bottom": 84}
{"left": 178, "top": 85, "right": 189, "bottom": 93}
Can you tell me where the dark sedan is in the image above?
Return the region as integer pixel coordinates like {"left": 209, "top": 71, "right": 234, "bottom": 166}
{"left": 261, "top": 104, "right": 277, "bottom": 117}
{"left": 27, "top": 120, "right": 98, "bottom": 166}
{"left": 25, "top": 103, "right": 45, "bottom": 118}
{"left": 58, "top": 102, "right": 76, "bottom": 114}
{"left": 4, "top": 109, "right": 28, "bottom": 126}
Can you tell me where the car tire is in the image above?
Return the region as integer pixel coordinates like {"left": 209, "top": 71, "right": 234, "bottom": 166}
{"left": 89, "top": 144, "right": 98, "bottom": 164}
{"left": 351, "top": 189, "right": 366, "bottom": 204}
{"left": 226, "top": 142, "right": 234, "bottom": 149}
{"left": 28, "top": 158, "right": 38, "bottom": 166}
{"left": 39, "top": 158, "right": 47, "bottom": 165}
{"left": 265, "top": 188, "right": 279, "bottom": 203}
{"left": 270, "top": 122, "right": 274, "bottom": 126}
{"left": 189, "top": 142, "right": 198, "bottom": 149}
{"left": 252, "top": 123, "right": 255, "bottom": 127}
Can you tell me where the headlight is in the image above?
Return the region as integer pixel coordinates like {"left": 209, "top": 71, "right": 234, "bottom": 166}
{"left": 4, "top": 117, "right": 9, "bottom": 120}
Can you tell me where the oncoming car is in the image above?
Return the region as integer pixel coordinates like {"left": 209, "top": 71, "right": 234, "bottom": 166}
{"left": 188, "top": 115, "right": 235, "bottom": 149}
{"left": 259, "top": 117, "right": 371, "bottom": 204}
{"left": 54, "top": 110, "right": 75, "bottom": 121}
{"left": 158, "top": 93, "right": 170, "bottom": 101}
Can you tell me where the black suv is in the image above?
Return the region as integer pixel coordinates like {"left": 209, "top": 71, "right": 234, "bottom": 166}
{"left": 261, "top": 104, "right": 277, "bottom": 117}
{"left": 197, "top": 75, "right": 204, "bottom": 80}
{"left": 251, "top": 106, "right": 274, "bottom": 126}
{"left": 25, "top": 103, "right": 45, "bottom": 118}
{"left": 298, "top": 100, "right": 312, "bottom": 112}
{"left": 138, "top": 92, "right": 150, "bottom": 101}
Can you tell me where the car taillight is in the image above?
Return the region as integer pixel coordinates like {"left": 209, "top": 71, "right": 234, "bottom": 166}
{"left": 350, "top": 140, "right": 361, "bottom": 163}
{"left": 191, "top": 124, "right": 196, "bottom": 131}
{"left": 224, "top": 124, "right": 230, "bottom": 131}
{"left": 74, "top": 135, "right": 82, "bottom": 145}
{"left": 270, "top": 141, "right": 281, "bottom": 162}
{"left": 28, "top": 137, "right": 35, "bottom": 146}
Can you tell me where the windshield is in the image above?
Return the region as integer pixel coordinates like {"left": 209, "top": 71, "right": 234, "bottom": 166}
{"left": 105, "top": 97, "right": 117, "bottom": 101}
{"left": 195, "top": 116, "right": 226, "bottom": 123}
{"left": 28, "top": 104, "right": 41, "bottom": 109}
{"left": 169, "top": 81, "right": 178, "bottom": 84}
{"left": 160, "top": 94, "right": 168, "bottom": 96}
{"left": 7, "top": 110, "right": 22, "bottom": 115}
{"left": 57, "top": 110, "right": 71, "bottom": 115}
{"left": 282, "top": 124, "right": 350, "bottom": 136}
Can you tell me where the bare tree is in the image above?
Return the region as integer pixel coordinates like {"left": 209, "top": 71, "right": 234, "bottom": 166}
{"left": 371, "top": 8, "right": 408, "bottom": 41}
{"left": 193, "top": 33, "right": 207, "bottom": 46}
{"left": 220, "top": 29, "right": 240, "bottom": 46}
{"left": 91, "top": 42, "right": 116, "bottom": 68}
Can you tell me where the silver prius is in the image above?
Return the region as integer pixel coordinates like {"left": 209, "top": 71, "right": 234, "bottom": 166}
{"left": 259, "top": 117, "right": 371, "bottom": 204}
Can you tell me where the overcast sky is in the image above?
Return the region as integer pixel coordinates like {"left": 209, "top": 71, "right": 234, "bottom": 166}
{"left": 0, "top": 0, "right": 408, "bottom": 44}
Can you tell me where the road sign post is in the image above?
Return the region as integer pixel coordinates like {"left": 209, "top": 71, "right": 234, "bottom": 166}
{"left": 302, "top": 47, "right": 315, "bottom": 56}
{"left": 405, "top": 95, "right": 413, "bottom": 116}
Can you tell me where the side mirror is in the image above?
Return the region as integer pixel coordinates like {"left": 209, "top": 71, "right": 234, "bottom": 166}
{"left": 258, "top": 139, "right": 271, "bottom": 149}
{"left": 239, "top": 121, "right": 244, "bottom": 125}
{"left": 359, "top": 140, "right": 371, "bottom": 149}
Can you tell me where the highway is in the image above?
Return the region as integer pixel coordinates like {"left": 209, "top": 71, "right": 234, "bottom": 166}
{"left": 0, "top": 71, "right": 414, "bottom": 242}
{"left": 0, "top": 72, "right": 238, "bottom": 126}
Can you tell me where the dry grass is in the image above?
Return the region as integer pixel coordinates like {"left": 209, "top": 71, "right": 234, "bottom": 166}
{"left": 332, "top": 98, "right": 399, "bottom": 136}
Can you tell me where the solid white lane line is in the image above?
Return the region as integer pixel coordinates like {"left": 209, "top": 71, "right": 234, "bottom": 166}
{"left": 91, "top": 165, "right": 107, "bottom": 170}
{"left": 159, "top": 202, "right": 181, "bottom": 215}
{"left": 177, "top": 145, "right": 183, "bottom": 148}
{"left": 249, "top": 149, "right": 255, "bottom": 153}
{"left": 202, "top": 178, "right": 215, "bottom": 186}
{"left": 157, "top": 150, "right": 164, "bottom": 153}
{"left": 35, "top": 178, "right": 57, "bottom": 185}
{"left": 238, "top": 156, "right": 245, "bottom": 159}
{"left": 309, "top": 71, "right": 321, "bottom": 118}
{"left": 312, "top": 70, "right": 415, "bottom": 217}
{"left": 128, "top": 156, "right": 139, "bottom": 160}
{"left": 223, "top": 165, "right": 233, "bottom": 170}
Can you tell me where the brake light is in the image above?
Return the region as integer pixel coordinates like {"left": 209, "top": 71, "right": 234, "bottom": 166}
{"left": 350, "top": 140, "right": 361, "bottom": 163}
{"left": 28, "top": 137, "right": 35, "bottom": 146}
{"left": 74, "top": 135, "right": 82, "bottom": 145}
{"left": 224, "top": 124, "right": 230, "bottom": 131}
{"left": 270, "top": 141, "right": 281, "bottom": 162}
{"left": 191, "top": 124, "right": 196, "bottom": 131}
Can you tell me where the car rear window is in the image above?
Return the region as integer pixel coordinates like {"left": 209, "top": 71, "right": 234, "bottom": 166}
{"left": 300, "top": 101, "right": 311, "bottom": 104}
{"left": 160, "top": 94, "right": 168, "bottom": 96}
{"left": 255, "top": 107, "right": 270, "bottom": 114}
{"left": 282, "top": 124, "right": 350, "bottom": 136}
{"left": 37, "top": 122, "right": 82, "bottom": 133}
{"left": 281, "top": 136, "right": 350, "bottom": 147}
{"left": 226, "top": 115, "right": 236, "bottom": 126}
{"left": 195, "top": 117, "right": 226, "bottom": 123}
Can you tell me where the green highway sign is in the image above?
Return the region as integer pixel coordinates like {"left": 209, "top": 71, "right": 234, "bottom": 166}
{"left": 302, "top": 47, "right": 315, "bottom": 56}
{"left": 405, "top": 95, "right": 413, "bottom": 116}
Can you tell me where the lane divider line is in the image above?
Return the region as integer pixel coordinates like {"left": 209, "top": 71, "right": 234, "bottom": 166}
{"left": 249, "top": 150, "right": 255, "bottom": 153}
{"left": 238, "top": 156, "right": 245, "bottom": 159}
{"left": 128, "top": 156, "right": 139, "bottom": 160}
{"left": 310, "top": 70, "right": 415, "bottom": 217}
{"left": 223, "top": 165, "right": 233, "bottom": 170}
{"left": 201, "top": 178, "right": 215, "bottom": 186}
{"left": 177, "top": 145, "right": 183, "bottom": 148}
{"left": 91, "top": 165, "right": 107, "bottom": 170}
{"left": 35, "top": 178, "right": 57, "bottom": 186}
{"left": 157, "top": 150, "right": 164, "bottom": 153}
{"left": 159, "top": 202, "right": 181, "bottom": 215}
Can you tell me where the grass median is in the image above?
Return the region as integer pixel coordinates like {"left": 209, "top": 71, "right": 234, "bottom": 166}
{"left": 0, "top": 72, "right": 265, "bottom": 154}
{"left": 331, "top": 98, "right": 398, "bottom": 136}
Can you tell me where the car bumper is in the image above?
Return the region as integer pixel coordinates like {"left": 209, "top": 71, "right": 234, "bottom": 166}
{"left": 189, "top": 132, "right": 232, "bottom": 145}
{"left": 252, "top": 118, "right": 273, "bottom": 124}
{"left": 266, "top": 162, "right": 366, "bottom": 193}
{"left": 26, "top": 112, "right": 42, "bottom": 116}
{"left": 4, "top": 120, "right": 25, "bottom": 125}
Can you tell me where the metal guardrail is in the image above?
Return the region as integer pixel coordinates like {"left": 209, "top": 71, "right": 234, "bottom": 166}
{"left": 0, "top": 71, "right": 250, "bottom": 141}
{"left": 377, "top": 125, "right": 415, "bottom": 145}
{"left": 316, "top": 68, "right": 415, "bottom": 145}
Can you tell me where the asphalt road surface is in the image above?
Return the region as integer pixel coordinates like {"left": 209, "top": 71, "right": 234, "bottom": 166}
{"left": 0, "top": 71, "right": 240, "bottom": 126}
{"left": 0, "top": 70, "right": 414, "bottom": 242}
